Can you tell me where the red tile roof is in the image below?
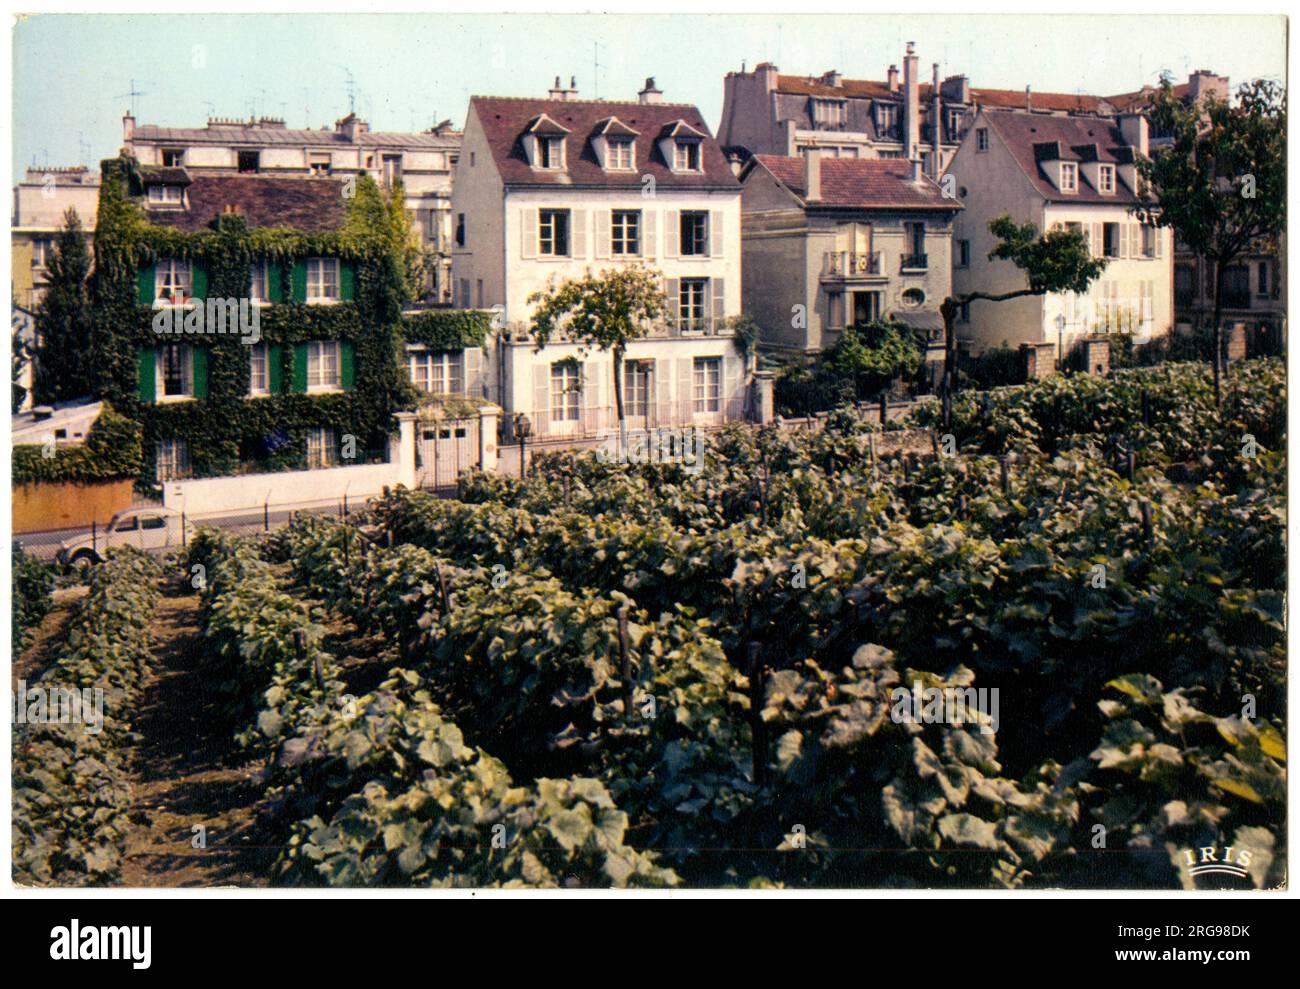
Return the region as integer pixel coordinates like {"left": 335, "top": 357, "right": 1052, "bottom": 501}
{"left": 775, "top": 73, "right": 1119, "bottom": 115}
{"left": 1105, "top": 82, "right": 1191, "bottom": 113}
{"left": 984, "top": 113, "right": 1140, "bottom": 203}
{"left": 144, "top": 174, "right": 347, "bottom": 232}
{"left": 469, "top": 96, "right": 739, "bottom": 190}
{"left": 750, "top": 154, "right": 959, "bottom": 210}
{"left": 972, "top": 88, "right": 1112, "bottom": 114}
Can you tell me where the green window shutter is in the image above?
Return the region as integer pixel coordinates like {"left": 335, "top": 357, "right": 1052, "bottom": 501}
{"left": 291, "top": 261, "right": 308, "bottom": 302}
{"left": 268, "top": 261, "right": 284, "bottom": 302}
{"left": 138, "top": 265, "right": 155, "bottom": 305}
{"left": 192, "top": 264, "right": 208, "bottom": 300}
{"left": 340, "top": 260, "right": 355, "bottom": 301}
{"left": 268, "top": 344, "right": 283, "bottom": 393}
{"left": 138, "top": 347, "right": 156, "bottom": 402}
{"left": 293, "top": 343, "right": 308, "bottom": 392}
{"left": 340, "top": 341, "right": 356, "bottom": 390}
{"left": 192, "top": 347, "right": 208, "bottom": 399}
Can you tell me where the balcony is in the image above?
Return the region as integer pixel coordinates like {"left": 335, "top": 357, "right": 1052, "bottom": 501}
{"left": 900, "top": 253, "right": 928, "bottom": 273}
{"left": 822, "top": 251, "right": 883, "bottom": 279}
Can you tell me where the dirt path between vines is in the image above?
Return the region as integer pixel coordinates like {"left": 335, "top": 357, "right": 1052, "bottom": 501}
{"left": 12, "top": 586, "right": 89, "bottom": 686}
{"left": 120, "top": 578, "right": 275, "bottom": 887}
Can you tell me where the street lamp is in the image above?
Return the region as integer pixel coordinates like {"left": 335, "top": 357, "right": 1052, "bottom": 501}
{"left": 514, "top": 413, "right": 531, "bottom": 479}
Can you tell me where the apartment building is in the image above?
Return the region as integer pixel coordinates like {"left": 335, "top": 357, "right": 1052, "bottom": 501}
{"left": 11, "top": 165, "right": 99, "bottom": 310}
{"left": 946, "top": 110, "right": 1172, "bottom": 357}
{"left": 123, "top": 112, "right": 460, "bottom": 301}
{"left": 739, "top": 151, "right": 960, "bottom": 379}
{"left": 451, "top": 79, "right": 748, "bottom": 442}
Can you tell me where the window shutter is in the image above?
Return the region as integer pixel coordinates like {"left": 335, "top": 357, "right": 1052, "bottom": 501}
{"left": 192, "top": 264, "right": 208, "bottom": 300}
{"left": 192, "top": 347, "right": 208, "bottom": 398}
{"left": 138, "top": 266, "right": 156, "bottom": 305}
{"left": 655, "top": 357, "right": 671, "bottom": 425}
{"left": 643, "top": 209, "right": 656, "bottom": 259}
{"left": 571, "top": 209, "right": 587, "bottom": 258}
{"left": 677, "top": 358, "right": 693, "bottom": 421}
{"left": 724, "top": 352, "right": 741, "bottom": 417}
{"left": 711, "top": 277, "right": 726, "bottom": 329}
{"left": 595, "top": 210, "right": 611, "bottom": 260}
{"left": 1153, "top": 228, "right": 1163, "bottom": 259}
{"left": 268, "top": 344, "right": 283, "bottom": 393}
{"left": 293, "top": 342, "right": 309, "bottom": 392}
{"left": 664, "top": 210, "right": 679, "bottom": 258}
{"left": 666, "top": 278, "right": 680, "bottom": 329}
{"left": 464, "top": 347, "right": 482, "bottom": 398}
{"left": 521, "top": 209, "right": 538, "bottom": 260}
{"left": 268, "top": 261, "right": 285, "bottom": 301}
{"left": 1091, "top": 223, "right": 1103, "bottom": 257}
{"left": 710, "top": 211, "right": 725, "bottom": 258}
{"left": 340, "top": 341, "right": 356, "bottom": 390}
{"left": 340, "top": 260, "right": 356, "bottom": 301}
{"left": 534, "top": 363, "right": 549, "bottom": 424}
{"left": 291, "top": 261, "right": 308, "bottom": 302}
{"left": 138, "top": 347, "right": 156, "bottom": 402}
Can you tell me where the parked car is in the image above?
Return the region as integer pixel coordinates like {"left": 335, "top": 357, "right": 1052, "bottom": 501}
{"left": 57, "top": 506, "right": 189, "bottom": 569}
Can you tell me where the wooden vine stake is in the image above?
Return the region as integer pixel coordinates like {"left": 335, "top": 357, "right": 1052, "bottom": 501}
{"left": 747, "top": 641, "right": 768, "bottom": 787}
{"left": 435, "top": 560, "right": 451, "bottom": 615}
{"left": 617, "top": 603, "right": 632, "bottom": 718}
{"left": 1140, "top": 499, "right": 1153, "bottom": 546}
{"left": 1127, "top": 449, "right": 1137, "bottom": 484}
{"left": 999, "top": 455, "right": 1010, "bottom": 496}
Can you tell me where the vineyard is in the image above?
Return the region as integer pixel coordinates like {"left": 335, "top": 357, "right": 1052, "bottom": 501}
{"left": 11, "top": 358, "right": 1286, "bottom": 888}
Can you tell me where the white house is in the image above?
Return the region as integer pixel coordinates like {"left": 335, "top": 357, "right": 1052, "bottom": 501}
{"left": 946, "top": 110, "right": 1172, "bottom": 358}
{"left": 451, "top": 79, "right": 749, "bottom": 443}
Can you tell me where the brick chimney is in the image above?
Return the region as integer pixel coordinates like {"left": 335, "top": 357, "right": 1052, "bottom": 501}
{"left": 903, "top": 43, "right": 920, "bottom": 159}
{"left": 804, "top": 149, "right": 821, "bottom": 202}
{"left": 887, "top": 65, "right": 900, "bottom": 93}
{"left": 1025, "top": 85, "right": 1032, "bottom": 112}
{"left": 1119, "top": 113, "right": 1149, "bottom": 156}
{"left": 123, "top": 112, "right": 135, "bottom": 142}
{"left": 1188, "top": 69, "right": 1229, "bottom": 103}
{"left": 336, "top": 113, "right": 367, "bottom": 142}
{"left": 638, "top": 76, "right": 663, "bottom": 104}
{"left": 548, "top": 75, "right": 580, "bottom": 101}
{"left": 931, "top": 62, "right": 942, "bottom": 172}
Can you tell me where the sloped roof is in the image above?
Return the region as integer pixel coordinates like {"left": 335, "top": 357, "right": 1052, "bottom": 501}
{"left": 143, "top": 174, "right": 348, "bottom": 232}
{"left": 1105, "top": 82, "right": 1191, "bottom": 113}
{"left": 131, "top": 123, "right": 460, "bottom": 149}
{"left": 469, "top": 96, "right": 739, "bottom": 190}
{"left": 971, "top": 88, "right": 1113, "bottom": 114}
{"left": 985, "top": 112, "right": 1140, "bottom": 203}
{"left": 749, "top": 154, "right": 959, "bottom": 210}
{"left": 775, "top": 73, "right": 1116, "bottom": 114}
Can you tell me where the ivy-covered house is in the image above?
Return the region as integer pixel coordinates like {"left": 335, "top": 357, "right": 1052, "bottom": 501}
{"left": 91, "top": 157, "right": 421, "bottom": 490}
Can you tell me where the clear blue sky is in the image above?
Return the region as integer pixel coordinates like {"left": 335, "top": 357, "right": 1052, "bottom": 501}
{"left": 11, "top": 12, "right": 1287, "bottom": 174}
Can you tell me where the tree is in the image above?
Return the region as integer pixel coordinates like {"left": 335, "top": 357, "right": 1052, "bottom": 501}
{"left": 1136, "top": 77, "right": 1286, "bottom": 405}
{"left": 939, "top": 216, "right": 1107, "bottom": 431}
{"left": 12, "top": 316, "right": 34, "bottom": 410}
{"left": 822, "top": 319, "right": 922, "bottom": 399}
{"left": 34, "top": 208, "right": 95, "bottom": 403}
{"left": 528, "top": 266, "right": 666, "bottom": 450}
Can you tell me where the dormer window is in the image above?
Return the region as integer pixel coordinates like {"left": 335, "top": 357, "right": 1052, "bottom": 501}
{"left": 162, "top": 149, "right": 185, "bottom": 167}
{"left": 539, "top": 136, "right": 565, "bottom": 169}
{"left": 608, "top": 138, "right": 634, "bottom": 170}
{"left": 147, "top": 184, "right": 183, "bottom": 206}
{"left": 674, "top": 140, "right": 701, "bottom": 172}
{"left": 1059, "top": 161, "right": 1078, "bottom": 193}
{"left": 811, "top": 98, "right": 847, "bottom": 130}
{"left": 1098, "top": 164, "right": 1115, "bottom": 194}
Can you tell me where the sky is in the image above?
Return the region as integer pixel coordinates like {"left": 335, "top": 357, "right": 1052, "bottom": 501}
{"left": 9, "top": 11, "right": 1288, "bottom": 175}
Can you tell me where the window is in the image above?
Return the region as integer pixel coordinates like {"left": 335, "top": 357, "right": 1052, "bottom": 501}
{"left": 155, "top": 260, "right": 192, "bottom": 302}
{"left": 812, "top": 98, "right": 847, "bottom": 130}
{"left": 945, "top": 108, "right": 962, "bottom": 141}
{"left": 539, "top": 209, "right": 570, "bottom": 256}
{"left": 30, "top": 238, "right": 53, "bottom": 269}
{"left": 976, "top": 127, "right": 989, "bottom": 152}
{"left": 237, "top": 150, "right": 260, "bottom": 173}
{"left": 162, "top": 149, "right": 185, "bottom": 167}
{"left": 1102, "top": 223, "right": 1120, "bottom": 258}
{"left": 382, "top": 154, "right": 403, "bottom": 187}
{"left": 249, "top": 261, "right": 269, "bottom": 302}
{"left": 903, "top": 222, "right": 926, "bottom": 267}
{"left": 249, "top": 343, "right": 269, "bottom": 396}
{"left": 306, "top": 427, "right": 337, "bottom": 469}
{"left": 1223, "top": 266, "right": 1251, "bottom": 309}
{"left": 147, "top": 184, "right": 183, "bottom": 205}
{"left": 550, "top": 362, "right": 581, "bottom": 422}
{"left": 538, "top": 137, "right": 564, "bottom": 169}
{"left": 306, "top": 340, "right": 341, "bottom": 391}
{"left": 1059, "top": 162, "right": 1078, "bottom": 192}
{"left": 1174, "top": 264, "right": 1196, "bottom": 307}
{"left": 1141, "top": 225, "right": 1158, "bottom": 258}
{"left": 679, "top": 278, "right": 708, "bottom": 331}
{"left": 309, "top": 153, "right": 332, "bottom": 176}
{"left": 408, "top": 349, "right": 465, "bottom": 394}
{"left": 607, "top": 139, "right": 634, "bottom": 170}
{"left": 141, "top": 515, "right": 167, "bottom": 531}
{"left": 155, "top": 438, "right": 190, "bottom": 481}
{"left": 673, "top": 140, "right": 701, "bottom": 171}
{"left": 692, "top": 357, "right": 720, "bottom": 413}
{"left": 158, "top": 344, "right": 193, "bottom": 398}
{"left": 680, "top": 211, "right": 708, "bottom": 256}
{"left": 901, "top": 288, "right": 925, "bottom": 308}
{"left": 115, "top": 515, "right": 139, "bottom": 533}
{"left": 624, "top": 360, "right": 651, "bottom": 417}
{"left": 455, "top": 213, "right": 465, "bottom": 247}
{"left": 1258, "top": 261, "right": 1269, "bottom": 297}
{"left": 958, "top": 301, "right": 970, "bottom": 323}
{"left": 877, "top": 104, "right": 900, "bottom": 138}
{"left": 1098, "top": 164, "right": 1115, "bottom": 194}
{"left": 611, "top": 209, "right": 640, "bottom": 255}
{"left": 957, "top": 239, "right": 971, "bottom": 268}
{"left": 306, "top": 258, "right": 340, "bottom": 302}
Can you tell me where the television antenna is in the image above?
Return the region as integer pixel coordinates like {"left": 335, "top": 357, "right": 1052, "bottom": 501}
{"left": 592, "top": 42, "right": 606, "bottom": 99}
{"left": 115, "top": 78, "right": 150, "bottom": 117}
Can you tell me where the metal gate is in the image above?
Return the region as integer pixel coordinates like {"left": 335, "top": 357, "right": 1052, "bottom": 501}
{"left": 415, "top": 417, "right": 479, "bottom": 489}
